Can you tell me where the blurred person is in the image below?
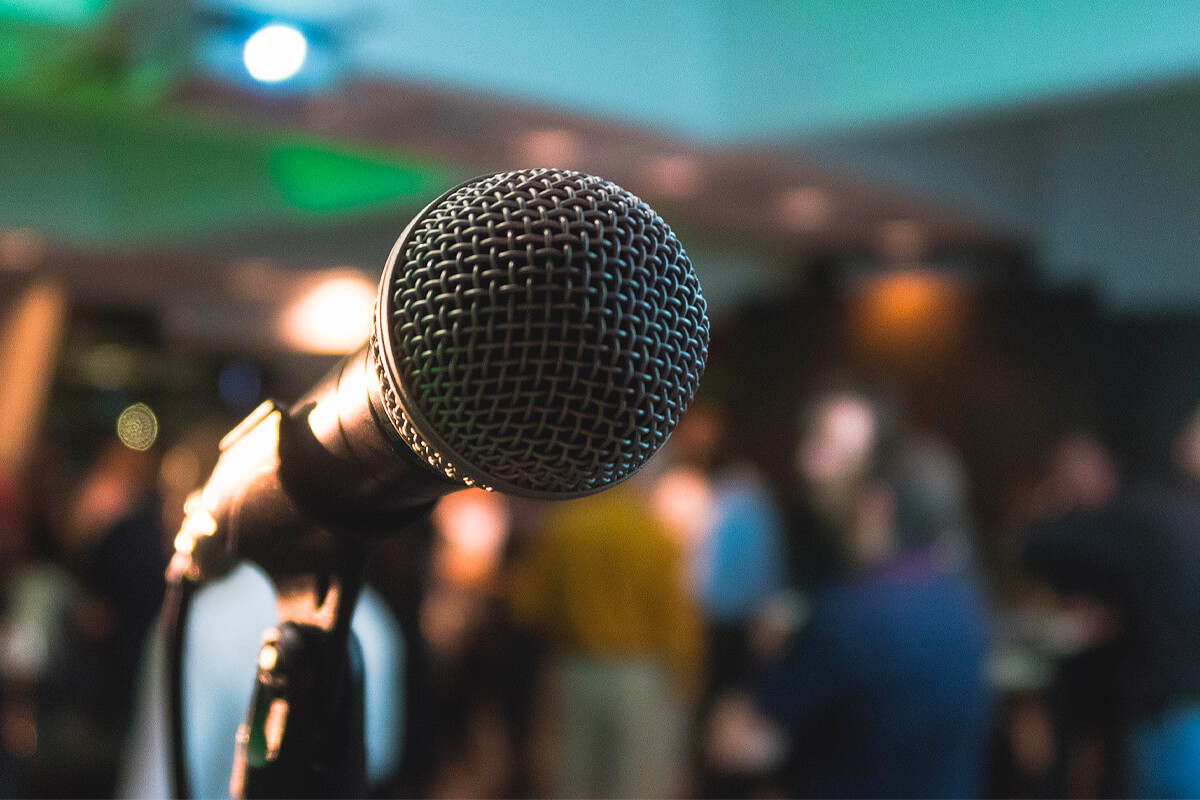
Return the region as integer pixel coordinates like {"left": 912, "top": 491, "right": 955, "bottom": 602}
{"left": 0, "top": 470, "right": 24, "bottom": 568}
{"left": 0, "top": 436, "right": 170, "bottom": 796}
{"left": 716, "top": 385, "right": 993, "bottom": 799}
{"left": 1023, "top": 411, "right": 1200, "bottom": 798}
{"left": 661, "top": 402, "right": 786, "bottom": 797}
{"left": 421, "top": 489, "right": 522, "bottom": 799}
{"left": 0, "top": 467, "right": 38, "bottom": 798}
{"left": 780, "top": 383, "right": 893, "bottom": 592}
{"left": 67, "top": 438, "right": 167, "bottom": 721}
{"left": 891, "top": 433, "right": 979, "bottom": 572}
{"left": 1030, "top": 430, "right": 1120, "bottom": 521}
{"left": 507, "top": 468, "right": 704, "bottom": 799}
{"left": 0, "top": 554, "right": 76, "bottom": 795}
{"left": 1007, "top": 430, "right": 1125, "bottom": 798}
{"left": 668, "top": 403, "right": 787, "bottom": 691}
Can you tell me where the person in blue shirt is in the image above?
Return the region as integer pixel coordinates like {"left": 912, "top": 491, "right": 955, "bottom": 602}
{"left": 670, "top": 403, "right": 787, "bottom": 690}
{"left": 699, "top": 468, "right": 787, "bottom": 633}
{"left": 667, "top": 402, "right": 789, "bottom": 797}
{"left": 749, "top": 387, "right": 993, "bottom": 799}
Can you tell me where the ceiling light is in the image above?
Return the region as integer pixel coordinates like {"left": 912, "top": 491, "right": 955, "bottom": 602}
{"left": 517, "top": 129, "right": 582, "bottom": 168}
{"left": 778, "top": 187, "right": 832, "bottom": 232}
{"left": 645, "top": 155, "right": 702, "bottom": 199}
{"left": 243, "top": 23, "right": 308, "bottom": 84}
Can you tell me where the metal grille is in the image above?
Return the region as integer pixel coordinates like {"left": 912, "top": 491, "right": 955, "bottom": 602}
{"left": 376, "top": 169, "right": 709, "bottom": 497}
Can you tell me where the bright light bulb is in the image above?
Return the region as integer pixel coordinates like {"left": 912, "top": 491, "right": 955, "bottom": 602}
{"left": 243, "top": 24, "right": 308, "bottom": 83}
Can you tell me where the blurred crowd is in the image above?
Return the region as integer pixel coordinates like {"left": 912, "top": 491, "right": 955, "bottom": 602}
{"left": 3, "top": 377, "right": 1200, "bottom": 798}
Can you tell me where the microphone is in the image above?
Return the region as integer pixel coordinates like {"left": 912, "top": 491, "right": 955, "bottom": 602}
{"left": 178, "top": 168, "right": 709, "bottom": 575}
{"left": 167, "top": 168, "right": 708, "bottom": 800}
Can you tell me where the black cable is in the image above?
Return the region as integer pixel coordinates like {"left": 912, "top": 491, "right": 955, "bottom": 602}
{"left": 162, "top": 570, "right": 196, "bottom": 800}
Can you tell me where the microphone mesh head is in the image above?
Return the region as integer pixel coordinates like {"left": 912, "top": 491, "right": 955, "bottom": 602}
{"left": 374, "top": 169, "right": 708, "bottom": 498}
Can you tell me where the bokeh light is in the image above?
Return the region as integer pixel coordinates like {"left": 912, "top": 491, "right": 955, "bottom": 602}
{"left": 849, "top": 270, "right": 970, "bottom": 364}
{"left": 645, "top": 155, "right": 702, "bottom": 199}
{"left": 432, "top": 489, "right": 511, "bottom": 587}
{"left": 778, "top": 186, "right": 833, "bottom": 232}
{"left": 243, "top": 23, "right": 308, "bottom": 84}
{"left": 280, "top": 271, "right": 375, "bottom": 354}
{"left": 0, "top": 228, "right": 45, "bottom": 272}
{"left": 116, "top": 403, "right": 159, "bottom": 451}
{"left": 516, "top": 129, "right": 582, "bottom": 168}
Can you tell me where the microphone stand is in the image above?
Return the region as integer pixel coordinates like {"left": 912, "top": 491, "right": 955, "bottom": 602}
{"left": 230, "top": 550, "right": 369, "bottom": 799}
{"left": 164, "top": 394, "right": 441, "bottom": 800}
{"left": 164, "top": 535, "right": 372, "bottom": 799}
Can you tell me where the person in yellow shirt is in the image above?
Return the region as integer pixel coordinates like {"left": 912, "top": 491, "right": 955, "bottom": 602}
{"left": 508, "top": 471, "right": 704, "bottom": 799}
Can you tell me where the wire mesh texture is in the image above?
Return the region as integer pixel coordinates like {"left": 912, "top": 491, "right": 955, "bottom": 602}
{"left": 374, "top": 168, "right": 709, "bottom": 497}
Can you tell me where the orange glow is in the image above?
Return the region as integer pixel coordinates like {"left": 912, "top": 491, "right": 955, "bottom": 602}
{"left": 874, "top": 273, "right": 943, "bottom": 325}
{"left": 0, "top": 281, "right": 66, "bottom": 473}
{"left": 652, "top": 466, "right": 713, "bottom": 547}
{"left": 182, "top": 490, "right": 202, "bottom": 517}
{"left": 258, "top": 643, "right": 279, "bottom": 672}
{"left": 280, "top": 270, "right": 375, "bottom": 354}
{"left": 264, "top": 699, "right": 289, "bottom": 761}
{"left": 173, "top": 532, "right": 195, "bottom": 555}
{"left": 433, "top": 489, "right": 511, "bottom": 587}
{"left": 850, "top": 270, "right": 968, "bottom": 362}
{"left": 183, "top": 508, "right": 218, "bottom": 537}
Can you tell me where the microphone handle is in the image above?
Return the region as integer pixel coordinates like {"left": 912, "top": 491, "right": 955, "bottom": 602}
{"left": 179, "top": 343, "right": 455, "bottom": 580}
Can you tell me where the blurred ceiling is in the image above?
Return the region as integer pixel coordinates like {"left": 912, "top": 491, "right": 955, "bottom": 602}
{"left": 2, "top": 0, "right": 1200, "bottom": 331}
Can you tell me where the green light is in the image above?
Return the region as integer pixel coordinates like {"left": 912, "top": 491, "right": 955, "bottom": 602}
{"left": 0, "top": 88, "right": 458, "bottom": 245}
{"left": 0, "top": 26, "right": 34, "bottom": 80}
{"left": 0, "top": 0, "right": 110, "bottom": 26}
{"left": 269, "top": 145, "right": 451, "bottom": 214}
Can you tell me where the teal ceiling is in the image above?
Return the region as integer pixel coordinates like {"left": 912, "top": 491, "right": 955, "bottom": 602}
{"left": 339, "top": 0, "right": 1200, "bottom": 140}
